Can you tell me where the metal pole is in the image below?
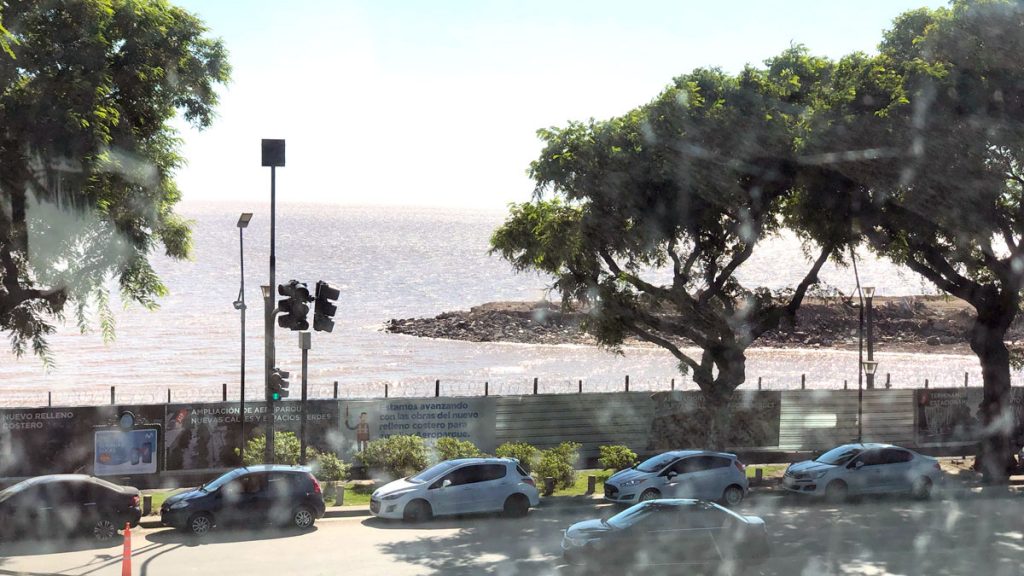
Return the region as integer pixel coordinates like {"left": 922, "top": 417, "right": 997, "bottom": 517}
{"left": 110, "top": 386, "right": 115, "bottom": 405}
{"left": 334, "top": 380, "right": 339, "bottom": 399}
{"left": 300, "top": 332, "right": 310, "bottom": 465}
{"left": 866, "top": 294, "right": 875, "bottom": 390}
{"left": 266, "top": 164, "right": 277, "bottom": 464}
{"left": 852, "top": 246, "right": 864, "bottom": 443}
{"left": 239, "top": 225, "right": 246, "bottom": 459}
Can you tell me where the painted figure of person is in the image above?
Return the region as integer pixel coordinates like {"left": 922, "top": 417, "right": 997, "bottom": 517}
{"left": 345, "top": 406, "right": 370, "bottom": 452}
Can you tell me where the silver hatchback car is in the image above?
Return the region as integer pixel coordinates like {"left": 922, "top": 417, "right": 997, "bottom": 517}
{"left": 603, "top": 450, "right": 749, "bottom": 507}
{"left": 783, "top": 443, "right": 942, "bottom": 501}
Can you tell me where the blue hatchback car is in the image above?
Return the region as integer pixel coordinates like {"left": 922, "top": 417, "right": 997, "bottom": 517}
{"left": 161, "top": 465, "right": 325, "bottom": 536}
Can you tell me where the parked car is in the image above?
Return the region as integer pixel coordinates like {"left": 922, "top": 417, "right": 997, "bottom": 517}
{"left": 782, "top": 443, "right": 942, "bottom": 501}
{"left": 603, "top": 450, "right": 749, "bottom": 507}
{"left": 562, "top": 499, "right": 769, "bottom": 572}
{"left": 370, "top": 457, "right": 540, "bottom": 522}
{"left": 0, "top": 474, "right": 141, "bottom": 542}
{"left": 160, "top": 465, "right": 325, "bottom": 536}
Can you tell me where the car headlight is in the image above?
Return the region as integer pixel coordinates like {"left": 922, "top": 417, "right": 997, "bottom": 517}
{"left": 382, "top": 490, "right": 415, "bottom": 501}
{"left": 567, "top": 535, "right": 599, "bottom": 547}
{"left": 810, "top": 470, "right": 828, "bottom": 479}
{"left": 620, "top": 479, "right": 646, "bottom": 487}
{"left": 169, "top": 501, "right": 190, "bottom": 510}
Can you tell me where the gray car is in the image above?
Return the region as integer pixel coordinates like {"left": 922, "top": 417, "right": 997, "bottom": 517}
{"left": 604, "top": 450, "right": 749, "bottom": 507}
{"left": 782, "top": 443, "right": 942, "bottom": 501}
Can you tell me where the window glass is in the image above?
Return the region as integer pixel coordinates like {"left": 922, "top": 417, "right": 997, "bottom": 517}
{"left": 853, "top": 450, "right": 885, "bottom": 467}
{"left": 515, "top": 465, "right": 529, "bottom": 477}
{"left": 816, "top": 446, "right": 862, "bottom": 466}
{"left": 680, "top": 506, "right": 727, "bottom": 529}
{"left": 481, "top": 464, "right": 507, "bottom": 481}
{"left": 706, "top": 457, "right": 732, "bottom": 469}
{"left": 410, "top": 461, "right": 462, "bottom": 483}
{"left": 637, "top": 453, "right": 679, "bottom": 473}
{"left": 882, "top": 449, "right": 912, "bottom": 464}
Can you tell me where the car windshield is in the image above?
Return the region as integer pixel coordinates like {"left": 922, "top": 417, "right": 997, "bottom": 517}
{"left": 816, "top": 447, "right": 863, "bottom": 466}
{"left": 636, "top": 453, "right": 679, "bottom": 473}
{"left": 409, "top": 461, "right": 463, "bottom": 483}
{"left": 202, "top": 469, "right": 244, "bottom": 492}
{"left": 606, "top": 502, "right": 667, "bottom": 529}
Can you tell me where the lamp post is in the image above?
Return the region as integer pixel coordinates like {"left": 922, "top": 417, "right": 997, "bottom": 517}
{"left": 864, "top": 286, "right": 876, "bottom": 390}
{"left": 262, "top": 139, "right": 285, "bottom": 464}
{"left": 234, "top": 213, "right": 253, "bottom": 458}
{"left": 861, "top": 360, "right": 879, "bottom": 442}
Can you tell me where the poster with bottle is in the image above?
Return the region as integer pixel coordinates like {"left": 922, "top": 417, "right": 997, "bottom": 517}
{"left": 94, "top": 428, "right": 159, "bottom": 476}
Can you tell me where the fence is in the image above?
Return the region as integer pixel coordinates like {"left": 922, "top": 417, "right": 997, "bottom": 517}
{"left": 3, "top": 387, "right": 1014, "bottom": 482}
{"left": 8, "top": 369, "right": 996, "bottom": 410}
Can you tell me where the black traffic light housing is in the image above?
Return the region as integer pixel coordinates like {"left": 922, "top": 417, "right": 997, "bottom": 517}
{"left": 278, "top": 280, "right": 312, "bottom": 331}
{"left": 269, "top": 368, "right": 290, "bottom": 400}
{"left": 313, "top": 280, "right": 340, "bottom": 333}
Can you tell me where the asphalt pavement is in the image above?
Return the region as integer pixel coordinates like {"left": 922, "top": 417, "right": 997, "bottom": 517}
{"left": 2, "top": 490, "right": 1023, "bottom": 576}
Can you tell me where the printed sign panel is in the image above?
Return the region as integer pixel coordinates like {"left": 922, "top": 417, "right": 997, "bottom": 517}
{"left": 94, "top": 428, "right": 159, "bottom": 476}
{"left": 337, "top": 398, "right": 496, "bottom": 460}
{"left": 915, "top": 388, "right": 1024, "bottom": 447}
{"left": 164, "top": 401, "right": 339, "bottom": 470}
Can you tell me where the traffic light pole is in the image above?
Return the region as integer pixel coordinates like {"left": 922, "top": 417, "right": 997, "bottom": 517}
{"left": 299, "top": 332, "right": 310, "bottom": 465}
{"left": 262, "top": 139, "right": 285, "bottom": 464}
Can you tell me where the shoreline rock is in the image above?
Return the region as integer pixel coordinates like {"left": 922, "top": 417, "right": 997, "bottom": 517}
{"left": 384, "top": 296, "right": 1024, "bottom": 355}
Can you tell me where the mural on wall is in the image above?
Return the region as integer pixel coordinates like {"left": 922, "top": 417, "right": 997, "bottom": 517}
{"left": 646, "top": 391, "right": 782, "bottom": 450}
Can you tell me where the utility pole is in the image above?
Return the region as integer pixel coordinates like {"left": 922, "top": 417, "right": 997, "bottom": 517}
{"left": 262, "top": 139, "right": 285, "bottom": 463}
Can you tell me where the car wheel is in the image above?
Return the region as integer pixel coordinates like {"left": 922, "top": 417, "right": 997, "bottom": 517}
{"left": 721, "top": 484, "right": 745, "bottom": 507}
{"left": 291, "top": 506, "right": 315, "bottom": 530}
{"left": 638, "top": 489, "right": 661, "bottom": 502}
{"left": 187, "top": 512, "right": 214, "bottom": 537}
{"left": 912, "top": 477, "right": 933, "bottom": 500}
{"left": 825, "top": 480, "right": 848, "bottom": 503}
{"left": 402, "top": 500, "right": 433, "bottom": 523}
{"left": 92, "top": 518, "right": 118, "bottom": 541}
{"left": 503, "top": 494, "right": 530, "bottom": 518}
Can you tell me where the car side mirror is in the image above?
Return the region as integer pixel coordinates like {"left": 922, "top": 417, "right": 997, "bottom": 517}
{"left": 667, "top": 471, "right": 678, "bottom": 479}
{"left": 442, "top": 479, "right": 452, "bottom": 488}
{"left": 851, "top": 461, "right": 865, "bottom": 470}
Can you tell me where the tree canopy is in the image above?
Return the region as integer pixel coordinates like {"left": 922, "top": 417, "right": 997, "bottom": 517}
{"left": 0, "top": 0, "right": 230, "bottom": 362}
{"left": 807, "top": 0, "right": 1024, "bottom": 480}
{"left": 491, "top": 49, "right": 840, "bottom": 446}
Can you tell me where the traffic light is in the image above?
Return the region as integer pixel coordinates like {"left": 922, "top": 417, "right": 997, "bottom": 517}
{"left": 313, "top": 280, "right": 340, "bottom": 333}
{"left": 278, "top": 280, "right": 311, "bottom": 331}
{"left": 269, "top": 368, "right": 290, "bottom": 400}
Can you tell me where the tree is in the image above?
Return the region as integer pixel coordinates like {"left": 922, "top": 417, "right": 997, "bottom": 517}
{"left": 491, "top": 52, "right": 838, "bottom": 448}
{"left": 0, "top": 0, "right": 230, "bottom": 362}
{"left": 807, "top": 0, "right": 1024, "bottom": 481}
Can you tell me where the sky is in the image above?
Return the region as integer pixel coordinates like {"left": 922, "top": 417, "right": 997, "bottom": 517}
{"left": 171, "top": 0, "right": 950, "bottom": 209}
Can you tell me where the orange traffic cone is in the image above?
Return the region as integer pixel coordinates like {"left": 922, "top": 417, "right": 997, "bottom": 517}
{"left": 121, "top": 522, "right": 131, "bottom": 576}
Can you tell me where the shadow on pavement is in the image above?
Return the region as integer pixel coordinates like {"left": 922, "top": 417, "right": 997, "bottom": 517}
{"left": 0, "top": 533, "right": 121, "bottom": 557}
{"left": 371, "top": 492, "right": 1024, "bottom": 576}
{"left": 145, "top": 525, "right": 318, "bottom": 547}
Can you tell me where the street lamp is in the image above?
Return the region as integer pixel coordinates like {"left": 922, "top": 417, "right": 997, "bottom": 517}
{"left": 235, "top": 213, "right": 252, "bottom": 458}
{"left": 860, "top": 360, "right": 879, "bottom": 443}
{"left": 863, "top": 287, "right": 876, "bottom": 390}
{"left": 262, "top": 139, "right": 285, "bottom": 464}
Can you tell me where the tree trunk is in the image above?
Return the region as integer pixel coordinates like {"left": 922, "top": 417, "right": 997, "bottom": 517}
{"left": 970, "top": 309, "right": 1015, "bottom": 484}
{"left": 702, "top": 347, "right": 745, "bottom": 451}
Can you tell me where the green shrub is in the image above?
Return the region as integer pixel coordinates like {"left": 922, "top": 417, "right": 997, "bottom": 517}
{"left": 311, "top": 450, "right": 350, "bottom": 482}
{"left": 434, "top": 437, "right": 482, "bottom": 461}
{"left": 495, "top": 442, "right": 538, "bottom": 473}
{"left": 598, "top": 444, "right": 637, "bottom": 471}
{"left": 238, "top": 433, "right": 351, "bottom": 481}
{"left": 357, "top": 435, "right": 430, "bottom": 479}
{"left": 238, "top": 432, "right": 302, "bottom": 466}
{"left": 534, "top": 442, "right": 580, "bottom": 489}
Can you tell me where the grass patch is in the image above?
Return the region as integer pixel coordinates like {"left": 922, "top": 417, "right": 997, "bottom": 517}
{"left": 745, "top": 464, "right": 788, "bottom": 479}
{"left": 327, "top": 482, "right": 375, "bottom": 507}
{"left": 547, "top": 468, "right": 614, "bottom": 497}
{"left": 144, "top": 490, "right": 182, "bottom": 512}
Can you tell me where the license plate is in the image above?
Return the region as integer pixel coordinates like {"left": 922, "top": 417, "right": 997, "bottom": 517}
{"left": 783, "top": 477, "right": 796, "bottom": 487}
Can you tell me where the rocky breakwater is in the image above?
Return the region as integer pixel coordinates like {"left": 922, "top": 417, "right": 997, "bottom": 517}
{"left": 384, "top": 296, "right": 1024, "bottom": 354}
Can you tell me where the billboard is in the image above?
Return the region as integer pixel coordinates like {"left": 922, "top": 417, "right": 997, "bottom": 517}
{"left": 336, "top": 398, "right": 496, "bottom": 460}
{"left": 94, "top": 428, "right": 159, "bottom": 476}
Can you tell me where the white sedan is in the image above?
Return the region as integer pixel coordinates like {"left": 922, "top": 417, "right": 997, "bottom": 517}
{"left": 782, "top": 443, "right": 942, "bottom": 501}
{"left": 370, "top": 458, "right": 540, "bottom": 522}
